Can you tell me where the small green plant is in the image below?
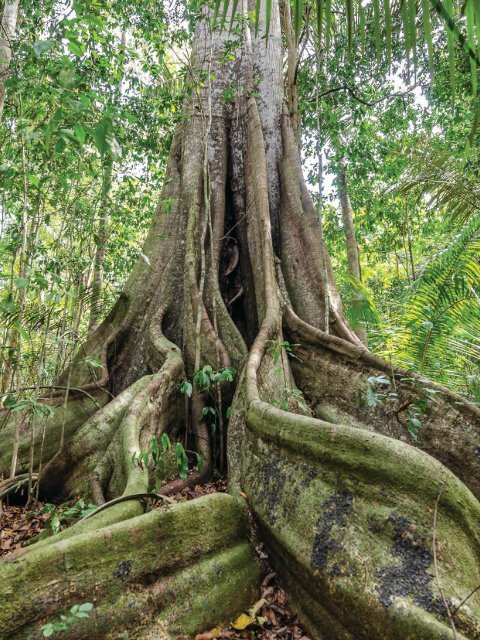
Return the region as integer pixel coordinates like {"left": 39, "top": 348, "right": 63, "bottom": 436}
{"left": 361, "top": 375, "right": 435, "bottom": 439}
{"left": 41, "top": 602, "right": 93, "bottom": 637}
{"left": 265, "top": 339, "right": 300, "bottom": 377}
{"left": 192, "top": 364, "right": 236, "bottom": 391}
{"left": 179, "top": 365, "right": 237, "bottom": 432}
{"left": 131, "top": 434, "right": 202, "bottom": 482}
{"left": 39, "top": 500, "right": 96, "bottom": 535}
{"left": 273, "top": 387, "right": 312, "bottom": 416}
{"left": 405, "top": 395, "right": 430, "bottom": 438}
{"left": 1, "top": 393, "right": 53, "bottom": 419}
{"left": 364, "top": 374, "right": 391, "bottom": 407}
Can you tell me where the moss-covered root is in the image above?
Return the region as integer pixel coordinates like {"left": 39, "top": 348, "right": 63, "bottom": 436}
{"left": 0, "top": 493, "right": 260, "bottom": 639}
{"left": 241, "top": 401, "right": 480, "bottom": 640}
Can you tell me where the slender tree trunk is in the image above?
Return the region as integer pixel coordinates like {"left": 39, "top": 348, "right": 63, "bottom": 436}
{"left": 282, "top": 0, "right": 300, "bottom": 145}
{"left": 0, "top": 0, "right": 19, "bottom": 119}
{"left": 337, "top": 162, "right": 368, "bottom": 345}
{"left": 88, "top": 160, "right": 111, "bottom": 333}
{"left": 404, "top": 201, "right": 416, "bottom": 280}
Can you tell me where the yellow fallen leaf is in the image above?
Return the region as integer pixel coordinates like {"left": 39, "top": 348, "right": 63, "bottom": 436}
{"left": 232, "top": 613, "right": 255, "bottom": 630}
{"left": 209, "top": 628, "right": 220, "bottom": 638}
{"left": 239, "top": 491, "right": 247, "bottom": 499}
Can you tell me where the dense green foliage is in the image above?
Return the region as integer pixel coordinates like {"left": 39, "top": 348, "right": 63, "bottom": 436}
{"left": 0, "top": 0, "right": 188, "bottom": 391}
{"left": 0, "top": 0, "right": 478, "bottom": 405}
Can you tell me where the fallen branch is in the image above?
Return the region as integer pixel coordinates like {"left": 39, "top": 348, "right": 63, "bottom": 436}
{"left": 73, "top": 492, "right": 175, "bottom": 525}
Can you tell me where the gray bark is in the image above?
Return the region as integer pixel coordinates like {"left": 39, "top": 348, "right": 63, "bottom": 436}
{"left": 0, "top": 0, "right": 19, "bottom": 119}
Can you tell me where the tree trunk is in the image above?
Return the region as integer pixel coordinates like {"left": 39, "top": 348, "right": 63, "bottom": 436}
{"left": 1, "top": 2, "right": 479, "bottom": 639}
{"left": 88, "top": 160, "right": 111, "bottom": 333}
{"left": 0, "top": 0, "right": 19, "bottom": 119}
{"left": 337, "top": 163, "right": 368, "bottom": 346}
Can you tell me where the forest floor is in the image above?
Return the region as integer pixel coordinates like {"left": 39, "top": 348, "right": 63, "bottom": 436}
{"left": 0, "top": 477, "right": 311, "bottom": 640}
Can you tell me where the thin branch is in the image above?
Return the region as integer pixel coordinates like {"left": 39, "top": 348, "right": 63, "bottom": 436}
{"left": 451, "top": 584, "right": 480, "bottom": 618}
{"left": 312, "top": 85, "right": 416, "bottom": 107}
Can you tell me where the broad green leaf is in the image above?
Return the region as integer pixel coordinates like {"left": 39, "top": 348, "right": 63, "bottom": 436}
{"left": 346, "top": 0, "right": 354, "bottom": 54}
{"left": 68, "top": 40, "right": 84, "bottom": 56}
{"left": 58, "top": 67, "right": 76, "bottom": 88}
{"left": 73, "top": 124, "right": 86, "bottom": 144}
{"left": 325, "top": 0, "right": 332, "bottom": 53}
{"left": 15, "top": 277, "right": 29, "bottom": 289}
{"left": 316, "top": 0, "right": 324, "bottom": 45}
{"left": 408, "top": 0, "right": 418, "bottom": 71}
{"left": 33, "top": 40, "right": 56, "bottom": 57}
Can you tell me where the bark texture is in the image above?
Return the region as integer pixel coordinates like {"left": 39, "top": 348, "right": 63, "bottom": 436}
{"left": 0, "top": 2, "right": 479, "bottom": 638}
{"left": 0, "top": 0, "right": 19, "bottom": 118}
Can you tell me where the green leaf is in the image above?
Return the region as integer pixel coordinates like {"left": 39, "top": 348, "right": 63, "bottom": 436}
{"left": 316, "top": 0, "right": 324, "bottom": 46}
{"left": 14, "top": 324, "right": 30, "bottom": 341}
{"left": 444, "top": 0, "right": 457, "bottom": 99}
{"left": 73, "top": 124, "right": 86, "bottom": 145}
{"left": 33, "top": 40, "right": 56, "bottom": 57}
{"left": 15, "top": 277, "right": 29, "bottom": 289}
{"left": 372, "top": 0, "right": 381, "bottom": 61}
{"left": 384, "top": 0, "right": 392, "bottom": 66}
{"left": 421, "top": 0, "right": 434, "bottom": 71}
{"left": 161, "top": 433, "right": 171, "bottom": 451}
{"left": 179, "top": 381, "right": 193, "bottom": 397}
{"left": 68, "top": 40, "right": 84, "bottom": 56}
{"left": 325, "top": 0, "right": 332, "bottom": 53}
{"left": 294, "top": 0, "right": 303, "bottom": 43}
{"left": 175, "top": 443, "right": 189, "bottom": 480}
{"left": 408, "top": 0, "right": 418, "bottom": 71}
{"left": 346, "top": 0, "right": 354, "bottom": 54}
{"left": 194, "top": 452, "right": 203, "bottom": 470}
{"left": 58, "top": 67, "right": 76, "bottom": 88}
{"left": 466, "top": 0, "right": 478, "bottom": 96}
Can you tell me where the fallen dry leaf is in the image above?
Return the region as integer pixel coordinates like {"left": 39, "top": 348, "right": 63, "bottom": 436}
{"left": 232, "top": 613, "right": 255, "bottom": 630}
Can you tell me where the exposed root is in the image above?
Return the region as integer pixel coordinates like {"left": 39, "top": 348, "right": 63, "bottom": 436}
{"left": 0, "top": 494, "right": 260, "bottom": 640}
{"left": 284, "top": 305, "right": 480, "bottom": 499}
{"left": 0, "top": 473, "right": 38, "bottom": 499}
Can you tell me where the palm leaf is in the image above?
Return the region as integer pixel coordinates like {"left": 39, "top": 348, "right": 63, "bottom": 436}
{"left": 421, "top": 0, "right": 434, "bottom": 71}
{"left": 372, "top": 0, "right": 382, "bottom": 61}
{"left": 384, "top": 0, "right": 393, "bottom": 66}
{"left": 294, "top": 0, "right": 303, "bottom": 42}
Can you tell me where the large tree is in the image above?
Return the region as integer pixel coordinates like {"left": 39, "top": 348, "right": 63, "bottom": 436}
{"left": 1, "top": 1, "right": 479, "bottom": 638}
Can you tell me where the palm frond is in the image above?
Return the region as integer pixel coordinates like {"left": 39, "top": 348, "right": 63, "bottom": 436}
{"left": 398, "top": 212, "right": 480, "bottom": 378}
{"left": 397, "top": 150, "right": 480, "bottom": 224}
{"left": 214, "top": 0, "right": 480, "bottom": 98}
